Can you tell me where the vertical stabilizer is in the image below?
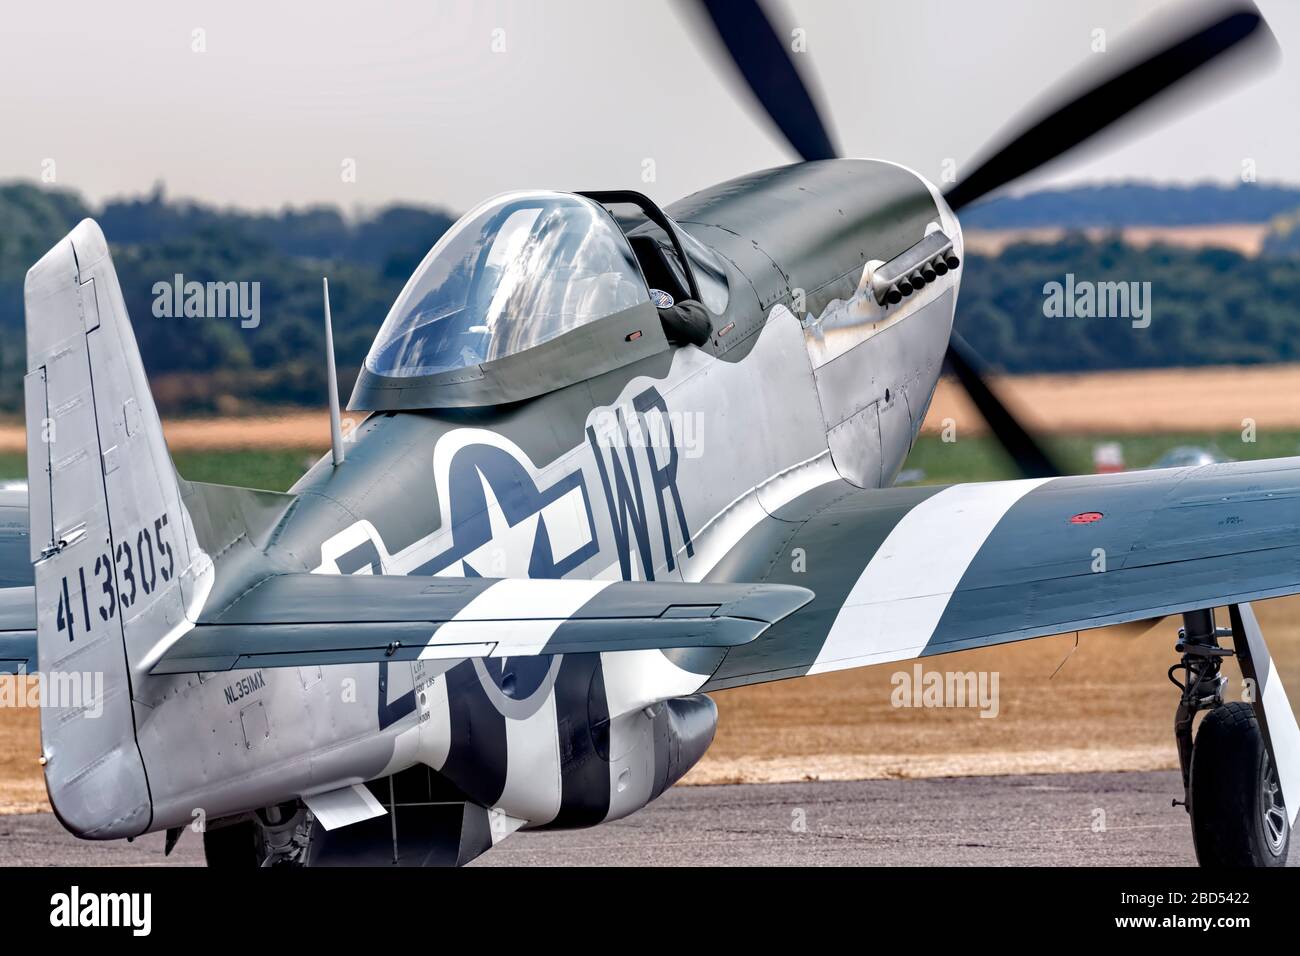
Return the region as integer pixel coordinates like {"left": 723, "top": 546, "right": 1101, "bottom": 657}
{"left": 24, "top": 219, "right": 213, "bottom": 836}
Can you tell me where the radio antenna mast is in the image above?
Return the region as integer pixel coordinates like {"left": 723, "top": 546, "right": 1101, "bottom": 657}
{"left": 322, "top": 277, "right": 346, "bottom": 467}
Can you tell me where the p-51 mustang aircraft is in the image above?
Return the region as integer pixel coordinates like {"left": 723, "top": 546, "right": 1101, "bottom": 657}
{"left": 1, "top": 0, "right": 1296, "bottom": 867}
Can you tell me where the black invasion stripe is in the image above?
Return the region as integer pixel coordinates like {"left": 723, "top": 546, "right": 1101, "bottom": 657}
{"left": 438, "top": 660, "right": 509, "bottom": 808}
{"left": 652, "top": 695, "right": 718, "bottom": 801}
{"left": 543, "top": 653, "right": 611, "bottom": 830}
{"left": 649, "top": 700, "right": 671, "bottom": 799}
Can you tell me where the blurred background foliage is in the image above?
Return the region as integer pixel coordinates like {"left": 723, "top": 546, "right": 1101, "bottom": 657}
{"left": 4, "top": 179, "right": 1300, "bottom": 415}
{"left": 0, "top": 181, "right": 453, "bottom": 414}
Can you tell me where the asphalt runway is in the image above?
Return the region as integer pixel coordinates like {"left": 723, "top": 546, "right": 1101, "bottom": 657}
{"left": 1, "top": 770, "right": 1295, "bottom": 866}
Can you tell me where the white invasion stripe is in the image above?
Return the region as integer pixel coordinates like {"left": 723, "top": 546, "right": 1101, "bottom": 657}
{"left": 496, "top": 692, "right": 563, "bottom": 826}
{"left": 808, "top": 477, "right": 1053, "bottom": 675}
{"left": 600, "top": 648, "right": 711, "bottom": 719}
{"left": 421, "top": 675, "right": 452, "bottom": 771}
{"left": 1238, "top": 603, "right": 1300, "bottom": 825}
{"left": 417, "top": 641, "right": 496, "bottom": 660}
{"left": 429, "top": 578, "right": 613, "bottom": 657}
{"left": 302, "top": 783, "right": 387, "bottom": 831}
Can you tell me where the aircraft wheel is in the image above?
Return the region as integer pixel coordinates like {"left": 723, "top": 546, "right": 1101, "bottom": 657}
{"left": 1189, "top": 702, "right": 1290, "bottom": 867}
{"left": 203, "top": 820, "right": 266, "bottom": 868}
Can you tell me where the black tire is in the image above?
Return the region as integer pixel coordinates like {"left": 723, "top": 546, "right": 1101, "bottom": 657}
{"left": 203, "top": 821, "right": 265, "bottom": 868}
{"left": 1189, "top": 702, "right": 1290, "bottom": 867}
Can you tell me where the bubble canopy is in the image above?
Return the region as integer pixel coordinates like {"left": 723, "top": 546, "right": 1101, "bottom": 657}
{"left": 365, "top": 191, "right": 651, "bottom": 379}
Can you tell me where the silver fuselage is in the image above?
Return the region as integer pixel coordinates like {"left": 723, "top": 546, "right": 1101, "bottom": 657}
{"left": 68, "top": 159, "right": 964, "bottom": 836}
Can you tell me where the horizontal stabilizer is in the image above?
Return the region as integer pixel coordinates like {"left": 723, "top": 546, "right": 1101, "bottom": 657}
{"left": 0, "top": 586, "right": 36, "bottom": 673}
{"left": 0, "top": 630, "right": 36, "bottom": 675}
{"left": 151, "top": 573, "right": 813, "bottom": 673}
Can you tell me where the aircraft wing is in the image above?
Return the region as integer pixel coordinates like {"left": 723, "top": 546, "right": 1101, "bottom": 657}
{"left": 703, "top": 457, "right": 1300, "bottom": 689}
{"left": 0, "top": 488, "right": 36, "bottom": 673}
{"left": 0, "top": 632, "right": 36, "bottom": 674}
{"left": 0, "top": 586, "right": 36, "bottom": 675}
{"left": 150, "top": 574, "right": 812, "bottom": 673}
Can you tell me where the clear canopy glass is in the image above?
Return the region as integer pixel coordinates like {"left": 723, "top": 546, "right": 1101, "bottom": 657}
{"left": 366, "top": 191, "right": 650, "bottom": 378}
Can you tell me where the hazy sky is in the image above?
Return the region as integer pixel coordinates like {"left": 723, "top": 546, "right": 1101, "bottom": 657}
{"left": 1, "top": 0, "right": 1296, "bottom": 214}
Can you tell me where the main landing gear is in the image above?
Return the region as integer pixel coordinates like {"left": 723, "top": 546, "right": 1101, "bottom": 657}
{"left": 1171, "top": 607, "right": 1291, "bottom": 867}
{"left": 203, "top": 803, "right": 310, "bottom": 867}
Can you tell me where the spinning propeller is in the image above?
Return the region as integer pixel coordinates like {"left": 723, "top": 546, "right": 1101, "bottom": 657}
{"left": 689, "top": 0, "right": 1277, "bottom": 478}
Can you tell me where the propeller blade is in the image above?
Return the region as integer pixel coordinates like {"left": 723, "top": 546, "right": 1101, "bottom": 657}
{"left": 692, "top": 0, "right": 839, "bottom": 162}
{"left": 944, "top": 332, "right": 1062, "bottom": 479}
{"left": 944, "top": 1, "right": 1276, "bottom": 212}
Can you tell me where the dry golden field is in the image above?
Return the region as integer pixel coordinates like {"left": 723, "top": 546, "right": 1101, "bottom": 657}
{"left": 0, "top": 691, "right": 41, "bottom": 813}
{"left": 962, "top": 223, "right": 1271, "bottom": 258}
{"left": 0, "top": 411, "right": 333, "bottom": 453}
{"left": 690, "top": 600, "right": 1300, "bottom": 784}
{"left": 920, "top": 364, "right": 1300, "bottom": 436}
{"left": 0, "top": 363, "right": 1295, "bottom": 452}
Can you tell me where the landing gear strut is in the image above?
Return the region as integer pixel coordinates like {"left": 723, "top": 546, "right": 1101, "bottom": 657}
{"left": 1171, "top": 607, "right": 1290, "bottom": 867}
{"left": 203, "top": 803, "right": 311, "bottom": 867}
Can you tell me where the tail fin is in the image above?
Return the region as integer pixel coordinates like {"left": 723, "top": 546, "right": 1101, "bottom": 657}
{"left": 24, "top": 219, "right": 213, "bottom": 837}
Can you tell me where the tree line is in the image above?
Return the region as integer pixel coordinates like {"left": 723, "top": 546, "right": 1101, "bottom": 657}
{"left": 0, "top": 182, "right": 452, "bottom": 413}
{"left": 3, "top": 181, "right": 1300, "bottom": 415}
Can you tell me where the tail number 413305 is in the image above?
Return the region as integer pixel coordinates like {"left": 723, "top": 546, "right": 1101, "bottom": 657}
{"left": 54, "top": 512, "right": 177, "bottom": 641}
